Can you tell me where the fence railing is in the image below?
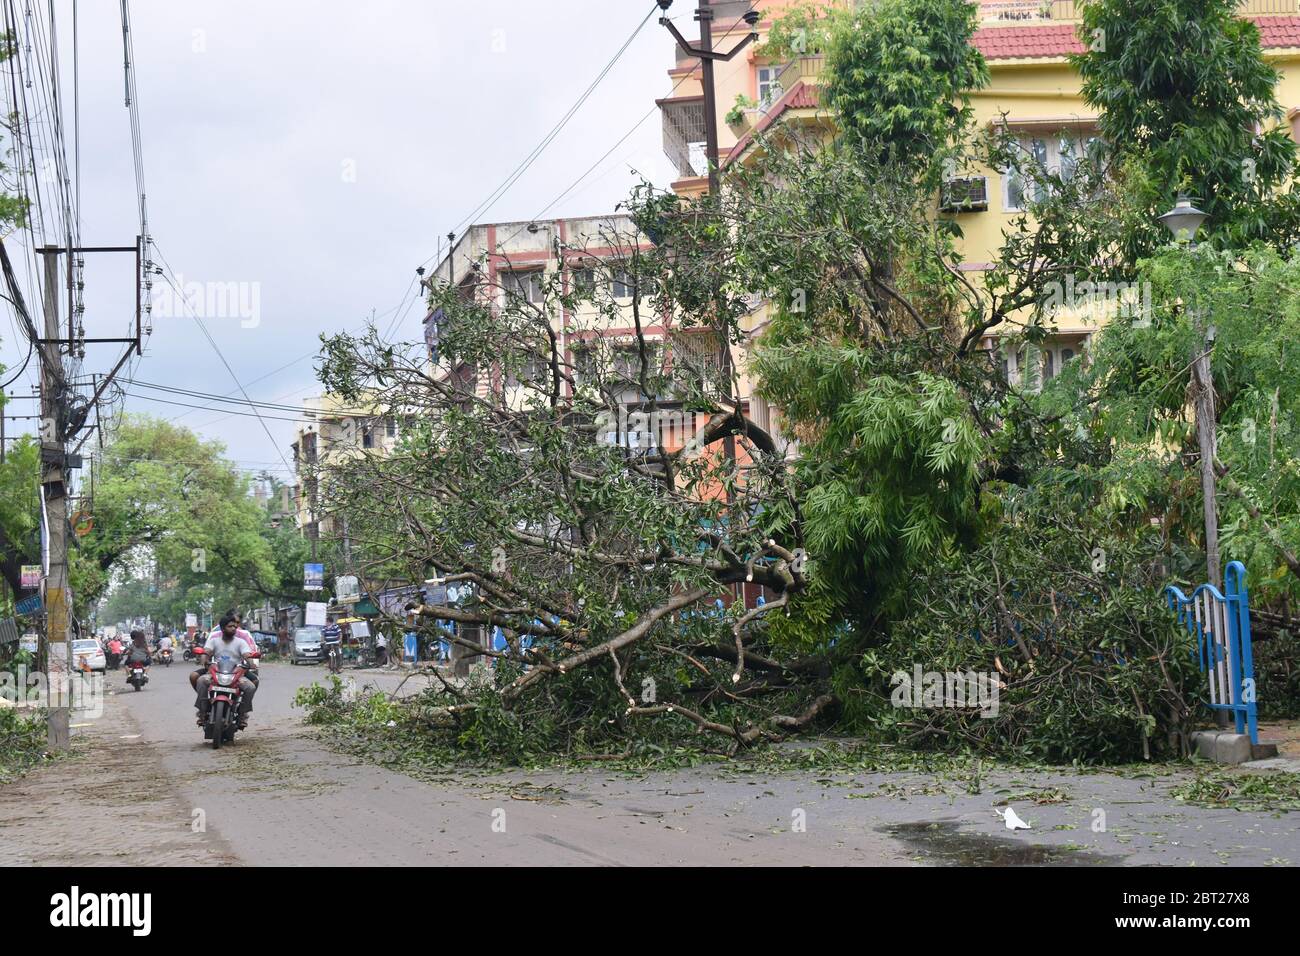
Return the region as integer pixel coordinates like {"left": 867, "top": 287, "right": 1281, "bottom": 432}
{"left": 1164, "top": 561, "right": 1258, "bottom": 744}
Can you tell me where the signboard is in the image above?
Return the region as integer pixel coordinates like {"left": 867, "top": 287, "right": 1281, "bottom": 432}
{"left": 335, "top": 575, "right": 360, "bottom": 604}
{"left": 379, "top": 585, "right": 419, "bottom": 617}
{"left": 19, "top": 633, "right": 38, "bottom": 654}
{"left": 304, "top": 563, "right": 324, "bottom": 591}
{"left": 185, "top": 613, "right": 198, "bottom": 628}
{"left": 304, "top": 601, "right": 328, "bottom": 627}
{"left": 350, "top": 621, "right": 370, "bottom": 639}
{"left": 15, "top": 594, "right": 42, "bottom": 616}
{"left": 20, "top": 565, "right": 41, "bottom": 589}
{"left": 404, "top": 631, "right": 418, "bottom": 663}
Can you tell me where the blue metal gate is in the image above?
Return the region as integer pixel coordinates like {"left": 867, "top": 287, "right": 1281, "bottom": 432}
{"left": 1164, "top": 560, "right": 1258, "bottom": 744}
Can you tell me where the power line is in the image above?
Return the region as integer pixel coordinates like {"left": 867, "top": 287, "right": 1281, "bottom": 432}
{"left": 501, "top": 13, "right": 753, "bottom": 250}
{"left": 446, "top": 4, "right": 660, "bottom": 243}
{"left": 124, "top": 378, "right": 377, "bottom": 417}
{"left": 151, "top": 242, "right": 295, "bottom": 475}
{"left": 377, "top": 3, "right": 661, "bottom": 346}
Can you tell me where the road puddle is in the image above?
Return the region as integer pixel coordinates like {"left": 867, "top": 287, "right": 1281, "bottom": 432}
{"left": 881, "top": 820, "right": 1123, "bottom": 866}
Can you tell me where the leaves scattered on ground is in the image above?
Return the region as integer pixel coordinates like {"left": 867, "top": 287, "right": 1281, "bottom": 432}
{"left": 1171, "top": 769, "right": 1300, "bottom": 812}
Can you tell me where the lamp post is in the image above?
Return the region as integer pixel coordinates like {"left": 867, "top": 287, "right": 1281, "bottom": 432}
{"left": 1158, "top": 194, "right": 1220, "bottom": 588}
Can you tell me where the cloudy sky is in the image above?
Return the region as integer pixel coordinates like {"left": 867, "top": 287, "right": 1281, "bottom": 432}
{"left": 1, "top": 0, "right": 702, "bottom": 484}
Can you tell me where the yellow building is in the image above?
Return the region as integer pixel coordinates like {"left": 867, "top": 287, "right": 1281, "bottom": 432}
{"left": 291, "top": 392, "right": 404, "bottom": 543}
{"left": 662, "top": 0, "right": 1300, "bottom": 389}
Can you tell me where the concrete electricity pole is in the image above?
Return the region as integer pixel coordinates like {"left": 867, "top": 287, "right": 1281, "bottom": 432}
{"left": 38, "top": 247, "right": 74, "bottom": 750}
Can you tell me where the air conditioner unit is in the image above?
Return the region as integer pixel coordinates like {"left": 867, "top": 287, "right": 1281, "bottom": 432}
{"left": 940, "top": 176, "right": 989, "bottom": 213}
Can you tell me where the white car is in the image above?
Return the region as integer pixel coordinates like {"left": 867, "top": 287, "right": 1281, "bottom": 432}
{"left": 71, "top": 639, "right": 107, "bottom": 673}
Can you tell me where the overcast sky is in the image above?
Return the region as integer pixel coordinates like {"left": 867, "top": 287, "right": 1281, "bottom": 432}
{"left": 1, "top": 0, "right": 695, "bottom": 484}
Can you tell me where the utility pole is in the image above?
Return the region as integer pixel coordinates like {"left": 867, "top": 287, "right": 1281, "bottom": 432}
{"left": 659, "top": 1, "right": 760, "bottom": 531}
{"left": 658, "top": 1, "right": 759, "bottom": 196}
{"left": 38, "top": 247, "right": 73, "bottom": 750}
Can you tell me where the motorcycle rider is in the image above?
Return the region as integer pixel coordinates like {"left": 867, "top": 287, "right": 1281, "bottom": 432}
{"left": 157, "top": 631, "right": 175, "bottom": 660}
{"left": 190, "top": 614, "right": 258, "bottom": 690}
{"left": 194, "top": 614, "right": 257, "bottom": 729}
{"left": 124, "top": 630, "right": 151, "bottom": 683}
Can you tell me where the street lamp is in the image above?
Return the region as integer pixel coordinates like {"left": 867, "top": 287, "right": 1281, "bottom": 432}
{"left": 1157, "top": 194, "right": 1208, "bottom": 244}
{"left": 1157, "top": 195, "right": 1221, "bottom": 589}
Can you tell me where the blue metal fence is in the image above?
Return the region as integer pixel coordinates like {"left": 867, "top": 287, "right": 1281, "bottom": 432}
{"left": 1164, "top": 560, "right": 1258, "bottom": 744}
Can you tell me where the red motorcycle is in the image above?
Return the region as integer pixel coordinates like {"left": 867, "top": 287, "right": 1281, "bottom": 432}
{"left": 126, "top": 659, "right": 149, "bottom": 692}
{"left": 203, "top": 650, "right": 258, "bottom": 749}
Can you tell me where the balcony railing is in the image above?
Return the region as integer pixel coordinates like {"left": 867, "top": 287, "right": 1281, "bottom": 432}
{"left": 979, "top": 0, "right": 1297, "bottom": 23}
{"left": 776, "top": 55, "right": 824, "bottom": 91}
{"left": 661, "top": 97, "right": 708, "bottom": 179}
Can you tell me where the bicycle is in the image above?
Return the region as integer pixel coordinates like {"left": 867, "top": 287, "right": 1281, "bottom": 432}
{"left": 326, "top": 642, "right": 342, "bottom": 674}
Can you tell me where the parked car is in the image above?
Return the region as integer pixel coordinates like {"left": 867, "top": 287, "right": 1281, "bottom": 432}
{"left": 291, "top": 626, "right": 324, "bottom": 665}
{"left": 71, "top": 638, "right": 107, "bottom": 673}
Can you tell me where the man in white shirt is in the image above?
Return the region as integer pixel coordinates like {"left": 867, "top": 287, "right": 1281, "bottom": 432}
{"left": 194, "top": 615, "right": 258, "bottom": 727}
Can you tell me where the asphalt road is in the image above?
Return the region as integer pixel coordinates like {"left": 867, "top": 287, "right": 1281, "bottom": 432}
{"left": 1, "top": 662, "right": 1297, "bottom": 866}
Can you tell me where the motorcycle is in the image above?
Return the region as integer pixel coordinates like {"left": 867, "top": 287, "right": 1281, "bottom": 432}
{"left": 159, "top": 647, "right": 173, "bottom": 667}
{"left": 202, "top": 651, "right": 258, "bottom": 749}
{"left": 126, "top": 660, "right": 149, "bottom": 692}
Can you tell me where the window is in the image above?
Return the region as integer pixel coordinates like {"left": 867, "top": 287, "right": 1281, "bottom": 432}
{"left": 507, "top": 350, "right": 547, "bottom": 387}
{"left": 610, "top": 271, "right": 656, "bottom": 300}
{"left": 757, "top": 66, "right": 781, "bottom": 109}
{"left": 612, "top": 271, "right": 633, "bottom": 300}
{"left": 362, "top": 427, "right": 374, "bottom": 449}
{"left": 385, "top": 417, "right": 397, "bottom": 438}
{"left": 1003, "top": 341, "right": 1083, "bottom": 390}
{"left": 502, "top": 269, "right": 543, "bottom": 305}
{"left": 571, "top": 266, "right": 597, "bottom": 295}
{"left": 1003, "top": 132, "right": 1099, "bottom": 211}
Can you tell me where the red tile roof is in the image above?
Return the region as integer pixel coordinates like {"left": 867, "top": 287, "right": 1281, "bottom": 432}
{"left": 973, "top": 24, "right": 1083, "bottom": 59}
{"left": 725, "top": 80, "right": 824, "bottom": 166}
{"left": 973, "top": 15, "right": 1300, "bottom": 60}
{"left": 1257, "top": 14, "right": 1300, "bottom": 47}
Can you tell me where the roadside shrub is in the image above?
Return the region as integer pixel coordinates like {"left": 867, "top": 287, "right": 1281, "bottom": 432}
{"left": 861, "top": 496, "right": 1202, "bottom": 763}
{"left": 0, "top": 707, "right": 46, "bottom": 782}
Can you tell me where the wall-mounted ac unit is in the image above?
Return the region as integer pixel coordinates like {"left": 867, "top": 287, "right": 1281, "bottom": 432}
{"left": 940, "top": 176, "right": 989, "bottom": 212}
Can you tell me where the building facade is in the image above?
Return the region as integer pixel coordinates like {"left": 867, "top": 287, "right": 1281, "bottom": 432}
{"left": 663, "top": 0, "right": 1300, "bottom": 391}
